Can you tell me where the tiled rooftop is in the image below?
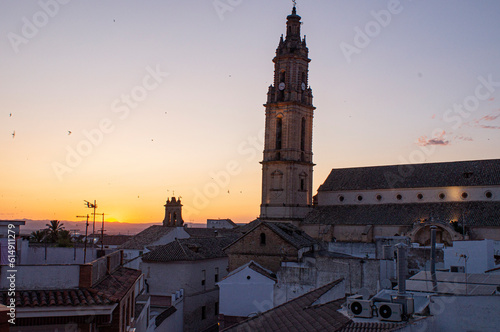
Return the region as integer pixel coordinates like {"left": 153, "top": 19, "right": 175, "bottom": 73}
{"left": 319, "top": 159, "right": 500, "bottom": 191}
{"left": 142, "top": 237, "right": 234, "bottom": 263}
{"left": 225, "top": 221, "right": 317, "bottom": 252}
{"left": 303, "top": 201, "right": 500, "bottom": 226}
{"left": 119, "top": 225, "right": 176, "bottom": 250}
{"left": 223, "top": 279, "right": 350, "bottom": 332}
{"left": 0, "top": 289, "right": 111, "bottom": 308}
{"left": 338, "top": 322, "right": 406, "bottom": 332}
{"left": 91, "top": 267, "right": 142, "bottom": 302}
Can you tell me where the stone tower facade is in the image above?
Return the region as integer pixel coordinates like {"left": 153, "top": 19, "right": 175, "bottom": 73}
{"left": 163, "top": 196, "right": 184, "bottom": 227}
{"left": 260, "top": 6, "right": 315, "bottom": 221}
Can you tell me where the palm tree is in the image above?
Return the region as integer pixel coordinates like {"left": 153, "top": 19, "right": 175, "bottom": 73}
{"left": 46, "top": 220, "right": 65, "bottom": 242}
{"left": 30, "top": 229, "right": 48, "bottom": 243}
{"left": 57, "top": 229, "right": 73, "bottom": 247}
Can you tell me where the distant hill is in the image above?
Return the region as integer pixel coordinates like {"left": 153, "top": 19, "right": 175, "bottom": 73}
{"left": 16, "top": 219, "right": 206, "bottom": 236}
{"left": 18, "top": 219, "right": 158, "bottom": 236}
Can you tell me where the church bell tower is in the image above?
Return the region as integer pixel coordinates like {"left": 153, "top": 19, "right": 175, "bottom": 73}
{"left": 260, "top": 6, "right": 315, "bottom": 221}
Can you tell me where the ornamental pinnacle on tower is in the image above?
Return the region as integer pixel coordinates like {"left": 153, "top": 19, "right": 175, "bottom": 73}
{"left": 260, "top": 6, "right": 315, "bottom": 222}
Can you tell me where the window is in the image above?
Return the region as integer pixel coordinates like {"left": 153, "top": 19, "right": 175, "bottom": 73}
{"left": 201, "top": 270, "right": 206, "bottom": 287}
{"left": 417, "top": 193, "right": 423, "bottom": 200}
{"left": 215, "top": 302, "right": 219, "bottom": 316}
{"left": 260, "top": 233, "right": 266, "bottom": 246}
{"left": 201, "top": 306, "right": 207, "bottom": 320}
{"left": 276, "top": 117, "right": 282, "bottom": 150}
{"left": 300, "top": 118, "right": 306, "bottom": 151}
{"left": 299, "top": 172, "right": 307, "bottom": 191}
{"left": 485, "top": 191, "right": 493, "bottom": 199}
{"left": 215, "top": 268, "right": 219, "bottom": 283}
{"left": 376, "top": 194, "right": 382, "bottom": 201}
{"left": 357, "top": 195, "right": 363, "bottom": 201}
{"left": 461, "top": 192, "right": 468, "bottom": 199}
{"left": 271, "top": 170, "right": 283, "bottom": 190}
{"left": 396, "top": 194, "right": 402, "bottom": 201}
{"left": 439, "top": 193, "right": 446, "bottom": 200}
{"left": 338, "top": 195, "right": 345, "bottom": 202}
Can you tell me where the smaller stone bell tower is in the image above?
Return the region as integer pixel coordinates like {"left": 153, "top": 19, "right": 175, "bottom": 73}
{"left": 163, "top": 196, "right": 184, "bottom": 227}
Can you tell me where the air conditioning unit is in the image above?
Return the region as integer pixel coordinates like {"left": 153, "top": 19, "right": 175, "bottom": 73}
{"left": 376, "top": 302, "right": 403, "bottom": 322}
{"left": 347, "top": 295, "right": 373, "bottom": 318}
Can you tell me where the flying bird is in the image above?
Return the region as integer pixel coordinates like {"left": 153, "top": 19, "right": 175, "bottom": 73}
{"left": 9, "top": 113, "right": 12, "bottom": 117}
{"left": 12, "top": 131, "right": 15, "bottom": 138}
{"left": 68, "top": 131, "right": 72, "bottom": 135}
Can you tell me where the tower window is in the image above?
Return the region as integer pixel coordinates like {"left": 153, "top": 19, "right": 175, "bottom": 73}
{"left": 280, "top": 70, "right": 286, "bottom": 83}
{"left": 201, "top": 306, "right": 207, "bottom": 320}
{"left": 260, "top": 233, "right": 266, "bottom": 245}
{"left": 300, "top": 118, "right": 306, "bottom": 151}
{"left": 485, "top": 191, "right": 493, "bottom": 199}
{"left": 439, "top": 193, "right": 446, "bottom": 200}
{"left": 271, "top": 170, "right": 283, "bottom": 190}
{"left": 461, "top": 192, "right": 468, "bottom": 199}
{"left": 357, "top": 195, "right": 363, "bottom": 201}
{"left": 299, "top": 172, "right": 307, "bottom": 191}
{"left": 396, "top": 194, "right": 403, "bottom": 201}
{"left": 417, "top": 193, "right": 424, "bottom": 200}
{"left": 338, "top": 195, "right": 345, "bottom": 202}
{"left": 276, "top": 117, "right": 282, "bottom": 150}
{"left": 376, "top": 194, "right": 382, "bottom": 201}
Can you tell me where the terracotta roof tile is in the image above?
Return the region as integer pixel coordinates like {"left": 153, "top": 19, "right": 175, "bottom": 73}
{"left": 339, "top": 321, "right": 405, "bottom": 332}
{"left": 91, "top": 267, "right": 142, "bottom": 302}
{"left": 143, "top": 237, "right": 233, "bottom": 263}
{"left": 0, "top": 289, "right": 111, "bottom": 308}
{"left": 119, "top": 225, "right": 176, "bottom": 250}
{"left": 223, "top": 279, "right": 351, "bottom": 332}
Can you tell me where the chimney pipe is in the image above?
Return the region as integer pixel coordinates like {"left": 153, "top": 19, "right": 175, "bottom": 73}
{"left": 395, "top": 243, "right": 407, "bottom": 295}
{"left": 430, "top": 226, "right": 437, "bottom": 290}
{"left": 430, "top": 226, "right": 437, "bottom": 276}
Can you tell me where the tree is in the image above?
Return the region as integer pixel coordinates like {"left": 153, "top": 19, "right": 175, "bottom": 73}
{"left": 30, "top": 229, "right": 48, "bottom": 243}
{"left": 57, "top": 229, "right": 73, "bottom": 247}
{"left": 45, "top": 220, "right": 65, "bottom": 242}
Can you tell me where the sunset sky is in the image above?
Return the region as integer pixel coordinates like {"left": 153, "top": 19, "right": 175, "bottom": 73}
{"left": 1, "top": 0, "right": 500, "bottom": 226}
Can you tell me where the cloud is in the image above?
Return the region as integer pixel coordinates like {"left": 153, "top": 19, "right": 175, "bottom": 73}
{"left": 468, "top": 109, "right": 500, "bottom": 130}
{"left": 417, "top": 130, "right": 450, "bottom": 146}
{"left": 454, "top": 135, "right": 473, "bottom": 142}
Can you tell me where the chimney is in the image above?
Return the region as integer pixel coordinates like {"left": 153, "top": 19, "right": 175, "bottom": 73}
{"left": 395, "top": 243, "right": 408, "bottom": 295}
{"left": 430, "top": 226, "right": 437, "bottom": 290}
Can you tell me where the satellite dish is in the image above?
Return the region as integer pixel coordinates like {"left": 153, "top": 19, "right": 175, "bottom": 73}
{"left": 357, "top": 288, "right": 371, "bottom": 300}
{"left": 381, "top": 279, "right": 392, "bottom": 290}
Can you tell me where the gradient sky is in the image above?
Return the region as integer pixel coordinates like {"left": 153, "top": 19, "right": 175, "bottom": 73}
{"left": 1, "top": 0, "right": 500, "bottom": 225}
